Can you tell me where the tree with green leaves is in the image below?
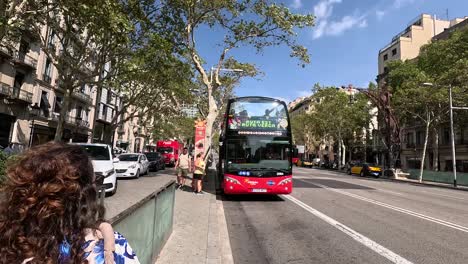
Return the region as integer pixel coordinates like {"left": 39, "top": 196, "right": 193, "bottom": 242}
{"left": 161, "top": 0, "right": 314, "bottom": 160}
{"left": 29, "top": 0, "right": 133, "bottom": 141}
{"left": 0, "top": 0, "right": 53, "bottom": 50}
{"left": 310, "top": 87, "right": 372, "bottom": 169}
{"left": 387, "top": 27, "right": 468, "bottom": 179}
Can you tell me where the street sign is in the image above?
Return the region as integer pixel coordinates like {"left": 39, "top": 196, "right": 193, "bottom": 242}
{"left": 297, "top": 145, "right": 305, "bottom": 154}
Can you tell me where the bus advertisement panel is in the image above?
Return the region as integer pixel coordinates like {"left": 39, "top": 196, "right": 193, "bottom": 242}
{"left": 219, "top": 97, "right": 293, "bottom": 195}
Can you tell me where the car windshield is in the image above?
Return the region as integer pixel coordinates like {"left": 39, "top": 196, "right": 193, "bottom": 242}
{"left": 226, "top": 136, "right": 290, "bottom": 173}
{"left": 144, "top": 152, "right": 160, "bottom": 161}
{"left": 80, "top": 145, "right": 110, "bottom": 161}
{"left": 157, "top": 147, "right": 173, "bottom": 154}
{"left": 119, "top": 154, "right": 139, "bottom": 162}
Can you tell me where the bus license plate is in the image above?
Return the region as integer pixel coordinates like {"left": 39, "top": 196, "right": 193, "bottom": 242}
{"left": 252, "top": 189, "right": 267, "bottom": 193}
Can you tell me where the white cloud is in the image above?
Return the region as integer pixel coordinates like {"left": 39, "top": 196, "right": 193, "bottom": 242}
{"left": 327, "top": 15, "right": 368, "bottom": 36}
{"left": 313, "top": 0, "right": 342, "bottom": 20}
{"left": 312, "top": 0, "right": 367, "bottom": 39}
{"left": 291, "top": 0, "right": 302, "bottom": 9}
{"left": 376, "top": 10, "right": 385, "bottom": 21}
{"left": 393, "top": 0, "right": 416, "bottom": 8}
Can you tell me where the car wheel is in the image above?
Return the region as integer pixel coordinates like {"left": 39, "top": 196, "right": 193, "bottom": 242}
{"left": 135, "top": 169, "right": 140, "bottom": 179}
{"left": 360, "top": 171, "right": 365, "bottom": 177}
{"left": 162, "top": 164, "right": 166, "bottom": 170}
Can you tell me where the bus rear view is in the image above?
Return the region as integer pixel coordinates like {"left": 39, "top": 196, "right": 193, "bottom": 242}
{"left": 219, "top": 97, "right": 293, "bottom": 195}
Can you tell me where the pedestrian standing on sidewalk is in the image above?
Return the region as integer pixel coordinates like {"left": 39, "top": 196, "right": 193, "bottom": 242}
{"left": 193, "top": 152, "right": 206, "bottom": 195}
{"left": 175, "top": 147, "right": 191, "bottom": 189}
{"left": 0, "top": 142, "right": 139, "bottom": 263}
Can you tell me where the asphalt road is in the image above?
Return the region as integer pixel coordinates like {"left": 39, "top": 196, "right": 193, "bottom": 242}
{"left": 223, "top": 167, "right": 468, "bottom": 264}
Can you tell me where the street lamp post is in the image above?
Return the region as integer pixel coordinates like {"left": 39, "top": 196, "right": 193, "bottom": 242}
{"left": 448, "top": 85, "right": 457, "bottom": 187}
{"left": 28, "top": 103, "right": 41, "bottom": 147}
{"left": 422, "top": 83, "right": 468, "bottom": 187}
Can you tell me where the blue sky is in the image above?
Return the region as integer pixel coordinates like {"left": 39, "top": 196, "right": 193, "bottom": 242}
{"left": 195, "top": 0, "right": 468, "bottom": 103}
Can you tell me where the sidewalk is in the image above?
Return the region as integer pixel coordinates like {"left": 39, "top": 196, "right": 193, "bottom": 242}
{"left": 156, "top": 172, "right": 233, "bottom": 264}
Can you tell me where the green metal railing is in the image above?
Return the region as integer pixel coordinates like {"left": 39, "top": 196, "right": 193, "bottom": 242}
{"left": 109, "top": 180, "right": 176, "bottom": 264}
{"left": 407, "top": 169, "right": 468, "bottom": 186}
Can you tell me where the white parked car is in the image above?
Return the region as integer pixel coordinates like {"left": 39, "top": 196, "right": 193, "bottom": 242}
{"left": 114, "top": 153, "right": 149, "bottom": 178}
{"left": 72, "top": 143, "right": 118, "bottom": 195}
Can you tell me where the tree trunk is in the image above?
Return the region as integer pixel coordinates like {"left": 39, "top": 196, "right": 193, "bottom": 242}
{"left": 348, "top": 146, "right": 352, "bottom": 163}
{"left": 54, "top": 87, "right": 72, "bottom": 141}
{"left": 419, "top": 112, "right": 431, "bottom": 183}
{"left": 91, "top": 78, "right": 103, "bottom": 142}
{"left": 204, "top": 85, "right": 218, "bottom": 162}
{"left": 337, "top": 135, "right": 342, "bottom": 170}
{"left": 433, "top": 127, "right": 439, "bottom": 171}
{"left": 341, "top": 140, "right": 346, "bottom": 170}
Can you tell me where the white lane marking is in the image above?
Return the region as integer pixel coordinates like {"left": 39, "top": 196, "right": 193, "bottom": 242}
{"left": 295, "top": 169, "right": 468, "bottom": 201}
{"left": 309, "top": 181, "right": 468, "bottom": 233}
{"left": 283, "top": 195, "right": 413, "bottom": 264}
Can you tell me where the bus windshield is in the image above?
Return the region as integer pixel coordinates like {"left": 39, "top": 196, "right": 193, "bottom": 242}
{"left": 228, "top": 99, "right": 288, "bottom": 131}
{"left": 157, "top": 147, "right": 173, "bottom": 154}
{"left": 226, "top": 136, "right": 291, "bottom": 173}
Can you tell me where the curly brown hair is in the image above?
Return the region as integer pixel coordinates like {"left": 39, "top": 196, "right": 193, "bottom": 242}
{"left": 0, "top": 142, "right": 105, "bottom": 263}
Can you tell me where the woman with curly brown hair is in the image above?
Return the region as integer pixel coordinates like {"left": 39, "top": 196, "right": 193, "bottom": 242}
{"left": 0, "top": 142, "right": 139, "bottom": 263}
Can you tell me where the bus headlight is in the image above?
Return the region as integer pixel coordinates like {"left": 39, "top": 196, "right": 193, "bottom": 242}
{"left": 278, "top": 178, "right": 292, "bottom": 185}
{"left": 225, "top": 177, "right": 240, "bottom": 185}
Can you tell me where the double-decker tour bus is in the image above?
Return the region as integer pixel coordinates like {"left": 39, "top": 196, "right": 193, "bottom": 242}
{"left": 218, "top": 96, "right": 293, "bottom": 194}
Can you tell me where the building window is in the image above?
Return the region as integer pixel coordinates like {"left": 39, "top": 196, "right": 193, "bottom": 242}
{"left": 18, "top": 40, "right": 29, "bottom": 60}
{"left": 47, "top": 31, "right": 55, "bottom": 49}
{"left": 406, "top": 132, "right": 415, "bottom": 148}
{"left": 106, "top": 91, "right": 112, "bottom": 104}
{"left": 416, "top": 131, "right": 425, "bottom": 146}
{"left": 383, "top": 54, "right": 388, "bottom": 61}
{"left": 43, "top": 58, "right": 52, "bottom": 83}
{"left": 102, "top": 104, "right": 107, "bottom": 117}
{"left": 13, "top": 72, "right": 25, "bottom": 89}
{"left": 79, "top": 84, "right": 86, "bottom": 94}
{"left": 76, "top": 106, "right": 83, "bottom": 120}
{"left": 392, "top": 48, "right": 397, "bottom": 56}
{"left": 54, "top": 95, "right": 63, "bottom": 113}
{"left": 40, "top": 91, "right": 50, "bottom": 117}
{"left": 443, "top": 127, "right": 450, "bottom": 145}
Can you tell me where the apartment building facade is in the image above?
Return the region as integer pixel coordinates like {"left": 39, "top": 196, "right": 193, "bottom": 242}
{"left": 377, "top": 13, "right": 468, "bottom": 172}
{"left": 0, "top": 26, "right": 145, "bottom": 153}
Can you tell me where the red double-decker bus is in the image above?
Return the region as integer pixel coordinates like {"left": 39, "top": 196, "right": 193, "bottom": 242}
{"left": 218, "top": 96, "right": 293, "bottom": 195}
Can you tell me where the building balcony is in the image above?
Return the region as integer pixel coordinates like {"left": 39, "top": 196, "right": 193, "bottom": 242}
{"left": 97, "top": 112, "right": 113, "bottom": 124}
{"left": 72, "top": 91, "right": 93, "bottom": 104}
{"left": 0, "top": 46, "right": 12, "bottom": 59}
{"left": 10, "top": 87, "right": 33, "bottom": 104}
{"left": 68, "top": 116, "right": 90, "bottom": 128}
{"left": 13, "top": 51, "right": 37, "bottom": 70}
{"left": 0, "top": 83, "right": 11, "bottom": 97}
{"left": 0, "top": 83, "right": 33, "bottom": 104}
